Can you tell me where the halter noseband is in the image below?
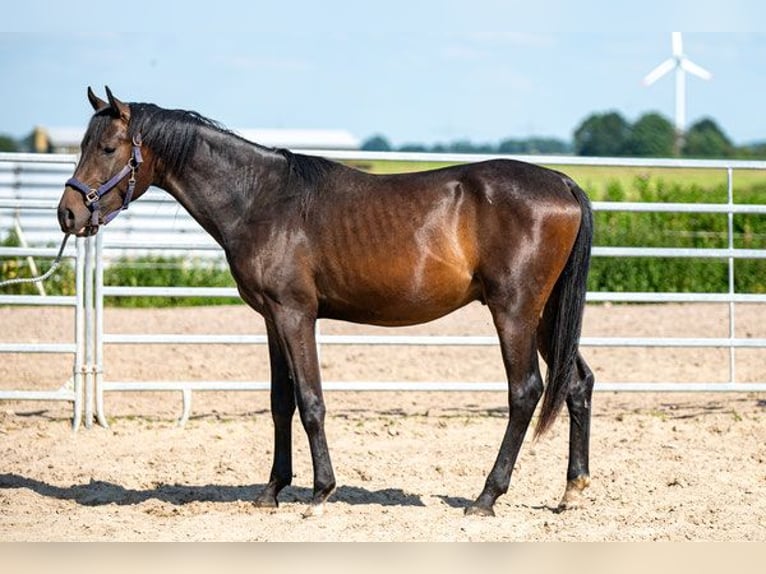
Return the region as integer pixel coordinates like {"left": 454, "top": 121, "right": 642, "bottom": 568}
{"left": 66, "top": 135, "right": 143, "bottom": 227}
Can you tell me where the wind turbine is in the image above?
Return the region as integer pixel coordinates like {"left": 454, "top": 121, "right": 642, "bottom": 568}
{"left": 643, "top": 32, "right": 712, "bottom": 136}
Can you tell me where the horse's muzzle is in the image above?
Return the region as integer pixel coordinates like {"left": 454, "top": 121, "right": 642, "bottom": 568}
{"left": 58, "top": 204, "right": 99, "bottom": 237}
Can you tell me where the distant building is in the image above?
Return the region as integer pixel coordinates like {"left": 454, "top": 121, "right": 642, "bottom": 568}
{"left": 28, "top": 126, "right": 360, "bottom": 154}
{"left": 236, "top": 129, "right": 360, "bottom": 150}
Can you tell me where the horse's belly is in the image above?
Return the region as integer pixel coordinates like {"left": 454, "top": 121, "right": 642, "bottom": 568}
{"left": 317, "top": 272, "right": 482, "bottom": 326}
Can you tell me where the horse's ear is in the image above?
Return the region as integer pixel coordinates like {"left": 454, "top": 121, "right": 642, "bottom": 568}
{"left": 87, "top": 86, "right": 108, "bottom": 112}
{"left": 104, "top": 85, "right": 130, "bottom": 123}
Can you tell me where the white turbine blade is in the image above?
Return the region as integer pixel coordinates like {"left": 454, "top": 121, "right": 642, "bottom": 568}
{"left": 681, "top": 58, "right": 712, "bottom": 80}
{"left": 672, "top": 32, "right": 683, "bottom": 57}
{"left": 643, "top": 58, "right": 676, "bottom": 85}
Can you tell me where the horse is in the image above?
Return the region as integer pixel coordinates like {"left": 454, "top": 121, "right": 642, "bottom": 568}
{"left": 58, "top": 87, "right": 595, "bottom": 518}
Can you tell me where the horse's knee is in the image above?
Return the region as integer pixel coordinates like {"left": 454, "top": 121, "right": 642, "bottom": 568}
{"left": 297, "top": 394, "right": 326, "bottom": 434}
{"left": 510, "top": 371, "right": 543, "bottom": 412}
{"left": 567, "top": 357, "right": 595, "bottom": 411}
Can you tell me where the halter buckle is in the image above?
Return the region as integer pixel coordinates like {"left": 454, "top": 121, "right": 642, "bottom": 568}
{"left": 85, "top": 189, "right": 100, "bottom": 206}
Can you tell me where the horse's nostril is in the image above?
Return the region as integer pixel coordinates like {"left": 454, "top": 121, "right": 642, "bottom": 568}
{"left": 58, "top": 206, "right": 76, "bottom": 232}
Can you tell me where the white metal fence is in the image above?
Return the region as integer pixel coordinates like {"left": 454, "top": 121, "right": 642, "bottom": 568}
{"left": 0, "top": 153, "right": 85, "bottom": 429}
{"left": 2, "top": 151, "right": 766, "bottom": 428}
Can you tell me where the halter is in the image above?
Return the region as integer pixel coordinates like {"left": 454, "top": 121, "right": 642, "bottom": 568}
{"left": 65, "top": 135, "right": 143, "bottom": 227}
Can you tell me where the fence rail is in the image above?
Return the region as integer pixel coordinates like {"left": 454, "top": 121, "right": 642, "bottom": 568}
{"left": 2, "top": 151, "right": 766, "bottom": 428}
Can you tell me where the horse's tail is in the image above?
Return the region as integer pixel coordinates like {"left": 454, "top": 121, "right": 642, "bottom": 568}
{"left": 535, "top": 178, "right": 593, "bottom": 437}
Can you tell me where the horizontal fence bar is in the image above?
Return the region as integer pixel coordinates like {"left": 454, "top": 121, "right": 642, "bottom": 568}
{"left": 101, "top": 288, "right": 766, "bottom": 304}
{"left": 592, "top": 246, "right": 766, "bottom": 259}
{"left": 302, "top": 149, "right": 766, "bottom": 170}
{"left": 0, "top": 246, "right": 78, "bottom": 258}
{"left": 592, "top": 201, "right": 766, "bottom": 214}
{"left": 581, "top": 336, "right": 766, "bottom": 348}
{"left": 101, "top": 286, "right": 238, "bottom": 298}
{"left": 102, "top": 332, "right": 766, "bottom": 349}
{"left": 0, "top": 390, "right": 76, "bottom": 401}
{"left": 0, "top": 152, "right": 78, "bottom": 164}
{"left": 6, "top": 150, "right": 766, "bottom": 170}
{"left": 99, "top": 380, "right": 766, "bottom": 393}
{"left": 594, "top": 382, "right": 766, "bottom": 392}
{"left": 0, "top": 343, "right": 76, "bottom": 353}
{"left": 0, "top": 199, "right": 61, "bottom": 209}
{"left": 0, "top": 295, "right": 77, "bottom": 306}
{"left": 100, "top": 241, "right": 221, "bottom": 251}
{"left": 8, "top": 194, "right": 766, "bottom": 218}
{"left": 586, "top": 292, "right": 766, "bottom": 303}
{"left": 104, "top": 333, "right": 268, "bottom": 345}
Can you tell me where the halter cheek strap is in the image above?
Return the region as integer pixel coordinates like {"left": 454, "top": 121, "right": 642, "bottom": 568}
{"left": 66, "top": 135, "right": 143, "bottom": 227}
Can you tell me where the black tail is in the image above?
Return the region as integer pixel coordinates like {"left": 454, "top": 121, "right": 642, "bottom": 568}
{"left": 535, "top": 179, "right": 593, "bottom": 437}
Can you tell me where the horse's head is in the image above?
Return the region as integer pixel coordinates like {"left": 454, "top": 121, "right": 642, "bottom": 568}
{"left": 58, "top": 87, "right": 152, "bottom": 236}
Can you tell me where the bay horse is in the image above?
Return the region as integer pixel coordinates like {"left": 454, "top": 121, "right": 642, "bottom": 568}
{"left": 58, "top": 87, "right": 595, "bottom": 518}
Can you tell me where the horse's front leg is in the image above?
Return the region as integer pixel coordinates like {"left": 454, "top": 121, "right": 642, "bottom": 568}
{"left": 268, "top": 306, "right": 335, "bottom": 517}
{"left": 254, "top": 324, "right": 296, "bottom": 509}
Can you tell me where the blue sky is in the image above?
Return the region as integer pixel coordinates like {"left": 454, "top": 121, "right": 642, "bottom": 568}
{"left": 2, "top": 1, "right": 766, "bottom": 146}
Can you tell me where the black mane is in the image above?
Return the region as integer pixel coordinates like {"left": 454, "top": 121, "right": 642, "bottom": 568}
{"left": 127, "top": 103, "right": 234, "bottom": 175}
{"left": 277, "top": 148, "right": 337, "bottom": 191}
{"left": 127, "top": 104, "right": 340, "bottom": 189}
{"left": 87, "top": 102, "right": 341, "bottom": 213}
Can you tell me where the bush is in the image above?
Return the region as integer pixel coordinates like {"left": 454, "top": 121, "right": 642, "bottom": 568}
{"left": 0, "top": 231, "right": 76, "bottom": 296}
{"left": 588, "top": 177, "right": 766, "bottom": 293}
{"left": 103, "top": 255, "right": 239, "bottom": 307}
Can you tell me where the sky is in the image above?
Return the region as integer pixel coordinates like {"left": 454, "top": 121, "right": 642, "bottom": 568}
{"left": 2, "top": 1, "right": 766, "bottom": 147}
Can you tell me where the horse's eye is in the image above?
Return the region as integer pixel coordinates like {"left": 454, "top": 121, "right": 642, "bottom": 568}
{"left": 103, "top": 146, "right": 116, "bottom": 155}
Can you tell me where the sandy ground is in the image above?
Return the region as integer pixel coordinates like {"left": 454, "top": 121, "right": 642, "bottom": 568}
{"left": 1, "top": 302, "right": 765, "bottom": 541}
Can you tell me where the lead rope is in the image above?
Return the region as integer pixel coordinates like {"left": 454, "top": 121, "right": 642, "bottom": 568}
{"left": 0, "top": 233, "right": 70, "bottom": 288}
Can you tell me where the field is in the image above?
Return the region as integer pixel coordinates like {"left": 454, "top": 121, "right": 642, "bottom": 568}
{"left": 1, "top": 302, "right": 765, "bottom": 542}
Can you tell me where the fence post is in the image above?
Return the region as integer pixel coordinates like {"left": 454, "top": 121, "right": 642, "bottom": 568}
{"left": 95, "top": 230, "right": 108, "bottom": 427}
{"left": 727, "top": 167, "right": 736, "bottom": 385}
{"left": 83, "top": 235, "right": 96, "bottom": 428}
{"left": 72, "top": 236, "right": 86, "bottom": 430}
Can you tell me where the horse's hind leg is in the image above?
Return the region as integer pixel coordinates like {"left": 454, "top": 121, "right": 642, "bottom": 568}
{"left": 558, "top": 353, "right": 595, "bottom": 510}
{"left": 466, "top": 299, "right": 543, "bottom": 516}
{"left": 537, "top": 297, "right": 594, "bottom": 511}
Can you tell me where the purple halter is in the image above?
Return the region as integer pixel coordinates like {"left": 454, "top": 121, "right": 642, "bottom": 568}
{"left": 66, "top": 135, "right": 143, "bottom": 227}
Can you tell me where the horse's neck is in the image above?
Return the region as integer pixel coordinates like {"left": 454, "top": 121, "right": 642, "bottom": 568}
{"left": 156, "top": 130, "right": 285, "bottom": 247}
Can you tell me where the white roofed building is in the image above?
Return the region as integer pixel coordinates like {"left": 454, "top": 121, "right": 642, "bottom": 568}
{"left": 236, "top": 129, "right": 359, "bottom": 150}
{"left": 29, "top": 126, "right": 360, "bottom": 154}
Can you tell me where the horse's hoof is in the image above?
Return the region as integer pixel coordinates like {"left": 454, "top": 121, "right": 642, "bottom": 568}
{"left": 464, "top": 504, "right": 495, "bottom": 517}
{"left": 253, "top": 496, "right": 279, "bottom": 509}
{"left": 556, "top": 476, "right": 591, "bottom": 512}
{"left": 557, "top": 489, "right": 587, "bottom": 512}
{"left": 302, "top": 502, "right": 325, "bottom": 519}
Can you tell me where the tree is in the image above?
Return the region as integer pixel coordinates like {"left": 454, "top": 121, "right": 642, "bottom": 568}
{"left": 683, "top": 118, "right": 733, "bottom": 158}
{"left": 623, "top": 112, "right": 675, "bottom": 157}
{"left": 498, "top": 137, "right": 570, "bottom": 155}
{"left": 0, "top": 134, "right": 17, "bottom": 152}
{"left": 361, "top": 134, "right": 392, "bottom": 151}
{"left": 737, "top": 141, "right": 766, "bottom": 159}
{"left": 573, "top": 111, "right": 631, "bottom": 156}
{"left": 397, "top": 143, "right": 428, "bottom": 152}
